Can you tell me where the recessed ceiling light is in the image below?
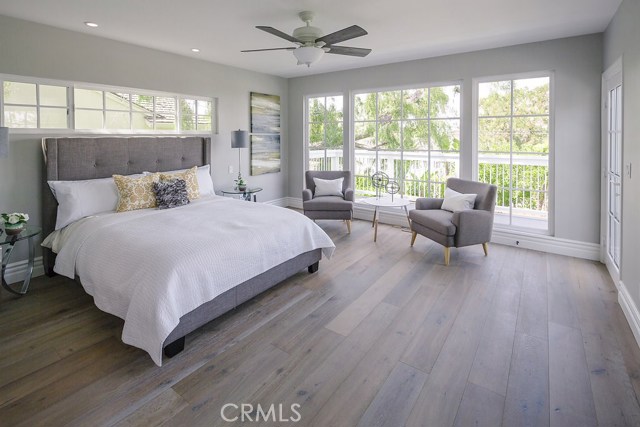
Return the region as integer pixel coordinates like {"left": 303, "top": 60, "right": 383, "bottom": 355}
{"left": 85, "top": 22, "right": 98, "bottom": 28}
{"left": 191, "top": 48, "right": 200, "bottom": 53}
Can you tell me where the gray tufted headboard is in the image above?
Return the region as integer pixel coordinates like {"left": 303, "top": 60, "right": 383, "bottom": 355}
{"left": 42, "top": 136, "right": 211, "bottom": 275}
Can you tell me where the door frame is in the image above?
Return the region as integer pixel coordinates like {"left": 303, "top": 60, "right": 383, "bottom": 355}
{"left": 601, "top": 57, "right": 623, "bottom": 283}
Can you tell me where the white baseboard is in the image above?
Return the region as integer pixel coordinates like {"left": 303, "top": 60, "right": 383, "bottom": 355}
{"left": 287, "top": 197, "right": 600, "bottom": 261}
{"left": 262, "top": 197, "right": 290, "bottom": 208}
{"left": 617, "top": 280, "right": 640, "bottom": 348}
{"left": 3, "top": 256, "right": 44, "bottom": 285}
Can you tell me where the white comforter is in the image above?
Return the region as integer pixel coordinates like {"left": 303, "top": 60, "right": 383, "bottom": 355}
{"left": 52, "top": 196, "right": 335, "bottom": 365}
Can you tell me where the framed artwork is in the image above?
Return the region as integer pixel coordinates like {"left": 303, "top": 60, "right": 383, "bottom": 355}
{"left": 251, "top": 134, "right": 281, "bottom": 176}
{"left": 250, "top": 92, "right": 281, "bottom": 175}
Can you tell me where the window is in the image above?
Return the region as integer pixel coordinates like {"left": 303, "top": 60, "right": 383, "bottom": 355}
{"left": 1, "top": 75, "right": 216, "bottom": 133}
{"left": 476, "top": 75, "right": 551, "bottom": 231}
{"left": 352, "top": 85, "right": 461, "bottom": 199}
{"left": 3, "top": 81, "right": 68, "bottom": 128}
{"left": 306, "top": 95, "right": 344, "bottom": 171}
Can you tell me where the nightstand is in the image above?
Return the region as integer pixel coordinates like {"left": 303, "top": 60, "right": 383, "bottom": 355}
{"left": 1, "top": 225, "right": 42, "bottom": 296}
{"left": 220, "top": 187, "right": 263, "bottom": 202}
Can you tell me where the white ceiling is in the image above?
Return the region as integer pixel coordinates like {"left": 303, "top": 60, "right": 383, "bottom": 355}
{"left": 0, "top": 0, "right": 621, "bottom": 78}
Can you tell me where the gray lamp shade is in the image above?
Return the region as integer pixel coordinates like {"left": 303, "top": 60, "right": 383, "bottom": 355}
{"left": 0, "top": 127, "right": 8, "bottom": 158}
{"left": 231, "top": 130, "right": 249, "bottom": 148}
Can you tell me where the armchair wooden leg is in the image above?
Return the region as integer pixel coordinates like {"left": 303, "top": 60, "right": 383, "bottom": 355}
{"left": 444, "top": 247, "right": 451, "bottom": 266}
{"left": 482, "top": 242, "right": 489, "bottom": 256}
{"left": 410, "top": 231, "right": 417, "bottom": 246}
{"left": 346, "top": 220, "right": 352, "bottom": 234}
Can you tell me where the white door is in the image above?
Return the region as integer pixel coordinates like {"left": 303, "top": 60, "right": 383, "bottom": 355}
{"left": 602, "top": 60, "right": 623, "bottom": 280}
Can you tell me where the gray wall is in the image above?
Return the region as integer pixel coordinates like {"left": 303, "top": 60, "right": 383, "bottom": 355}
{"left": 288, "top": 34, "right": 603, "bottom": 244}
{"left": 0, "top": 15, "right": 288, "bottom": 261}
{"left": 604, "top": 0, "right": 640, "bottom": 307}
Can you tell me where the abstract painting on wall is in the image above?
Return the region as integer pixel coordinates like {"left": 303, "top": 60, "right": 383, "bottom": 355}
{"left": 250, "top": 92, "right": 281, "bottom": 175}
{"left": 251, "top": 134, "right": 281, "bottom": 176}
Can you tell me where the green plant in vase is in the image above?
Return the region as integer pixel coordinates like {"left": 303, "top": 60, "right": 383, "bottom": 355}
{"left": 1, "top": 212, "right": 29, "bottom": 236}
{"left": 235, "top": 175, "right": 247, "bottom": 192}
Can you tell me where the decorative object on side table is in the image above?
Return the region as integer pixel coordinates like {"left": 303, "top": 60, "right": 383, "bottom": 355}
{"left": 1, "top": 225, "right": 42, "bottom": 295}
{"left": 370, "top": 171, "right": 401, "bottom": 201}
{"left": 231, "top": 129, "right": 249, "bottom": 190}
{"left": 1, "top": 212, "right": 29, "bottom": 235}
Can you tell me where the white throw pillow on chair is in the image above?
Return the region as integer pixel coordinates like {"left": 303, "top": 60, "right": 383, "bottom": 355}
{"left": 313, "top": 177, "right": 344, "bottom": 198}
{"left": 441, "top": 187, "right": 477, "bottom": 212}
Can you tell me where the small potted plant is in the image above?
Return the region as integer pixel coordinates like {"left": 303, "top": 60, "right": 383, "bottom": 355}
{"left": 235, "top": 176, "right": 247, "bottom": 192}
{"left": 1, "top": 212, "right": 29, "bottom": 235}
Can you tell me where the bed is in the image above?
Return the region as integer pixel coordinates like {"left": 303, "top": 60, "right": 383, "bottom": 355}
{"left": 42, "top": 136, "right": 335, "bottom": 365}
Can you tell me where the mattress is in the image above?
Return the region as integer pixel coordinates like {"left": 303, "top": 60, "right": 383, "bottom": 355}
{"left": 46, "top": 196, "right": 335, "bottom": 365}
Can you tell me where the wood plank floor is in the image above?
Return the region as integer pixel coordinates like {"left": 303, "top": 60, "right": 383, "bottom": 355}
{"left": 1, "top": 218, "right": 640, "bottom": 426}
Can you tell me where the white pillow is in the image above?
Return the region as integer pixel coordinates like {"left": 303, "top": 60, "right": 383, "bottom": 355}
{"left": 48, "top": 177, "right": 120, "bottom": 230}
{"left": 144, "top": 165, "right": 215, "bottom": 196}
{"left": 441, "top": 187, "right": 477, "bottom": 212}
{"left": 313, "top": 177, "right": 344, "bottom": 198}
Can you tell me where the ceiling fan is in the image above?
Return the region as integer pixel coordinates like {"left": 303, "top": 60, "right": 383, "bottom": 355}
{"left": 242, "top": 11, "right": 372, "bottom": 67}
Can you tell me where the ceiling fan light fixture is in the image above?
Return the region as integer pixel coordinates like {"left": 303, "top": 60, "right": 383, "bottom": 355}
{"left": 293, "top": 46, "right": 324, "bottom": 67}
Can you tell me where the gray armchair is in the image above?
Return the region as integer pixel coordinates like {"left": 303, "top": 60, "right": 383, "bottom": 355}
{"left": 303, "top": 171, "right": 354, "bottom": 233}
{"left": 410, "top": 178, "right": 497, "bottom": 265}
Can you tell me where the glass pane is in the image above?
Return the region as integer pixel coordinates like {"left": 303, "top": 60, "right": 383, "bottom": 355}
{"left": 155, "top": 96, "right": 176, "bottom": 130}
{"left": 40, "top": 107, "right": 67, "bottom": 128}
{"left": 4, "top": 106, "right": 37, "bottom": 128}
{"left": 131, "top": 94, "right": 155, "bottom": 113}
{"left": 354, "top": 93, "right": 376, "bottom": 121}
{"left": 39, "top": 85, "right": 67, "bottom": 107}
{"left": 326, "top": 96, "right": 343, "bottom": 121}
{"left": 325, "top": 121, "right": 343, "bottom": 149}
{"left": 403, "top": 120, "right": 429, "bottom": 151}
{"left": 478, "top": 117, "right": 511, "bottom": 152}
{"left": 75, "top": 89, "right": 103, "bottom": 109}
{"left": 106, "top": 92, "right": 130, "bottom": 110}
{"left": 402, "top": 88, "right": 429, "bottom": 119}
{"left": 354, "top": 121, "right": 376, "bottom": 150}
{"left": 430, "top": 85, "right": 461, "bottom": 118}
{"left": 431, "top": 151, "right": 459, "bottom": 181}
{"left": 403, "top": 156, "right": 429, "bottom": 199}
{"left": 181, "top": 114, "right": 196, "bottom": 131}
{"left": 478, "top": 81, "right": 511, "bottom": 117}
{"left": 308, "top": 97, "right": 325, "bottom": 123}
{"left": 3, "top": 81, "right": 36, "bottom": 105}
{"left": 378, "top": 91, "right": 402, "bottom": 120}
{"left": 197, "top": 115, "right": 211, "bottom": 131}
{"left": 75, "top": 109, "right": 103, "bottom": 129}
{"left": 377, "top": 121, "right": 400, "bottom": 151}
{"left": 308, "top": 149, "right": 326, "bottom": 171}
{"left": 478, "top": 158, "right": 510, "bottom": 193}
{"left": 513, "top": 77, "right": 549, "bottom": 116}
{"left": 155, "top": 113, "right": 176, "bottom": 130}
{"left": 513, "top": 116, "right": 548, "bottom": 153}
{"left": 430, "top": 119, "right": 460, "bottom": 151}
{"left": 105, "top": 111, "right": 131, "bottom": 129}
{"left": 309, "top": 123, "right": 324, "bottom": 149}
{"left": 354, "top": 152, "right": 377, "bottom": 196}
{"left": 132, "top": 112, "right": 154, "bottom": 130}
{"left": 197, "top": 100, "right": 211, "bottom": 115}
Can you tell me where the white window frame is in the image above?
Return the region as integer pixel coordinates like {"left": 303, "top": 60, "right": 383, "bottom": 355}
{"left": 472, "top": 71, "right": 555, "bottom": 235}
{"left": 304, "top": 92, "right": 346, "bottom": 172}
{"left": 350, "top": 80, "right": 463, "bottom": 200}
{"left": 0, "top": 73, "right": 217, "bottom": 135}
{"left": 1, "top": 75, "right": 71, "bottom": 130}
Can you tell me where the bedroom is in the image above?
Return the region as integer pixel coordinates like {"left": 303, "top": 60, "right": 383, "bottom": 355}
{"left": 1, "top": 0, "right": 640, "bottom": 425}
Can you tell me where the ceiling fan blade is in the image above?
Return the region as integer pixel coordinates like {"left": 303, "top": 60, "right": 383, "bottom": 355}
{"left": 241, "top": 47, "right": 297, "bottom": 52}
{"left": 315, "top": 25, "right": 368, "bottom": 46}
{"left": 256, "top": 26, "right": 302, "bottom": 44}
{"left": 326, "top": 46, "right": 372, "bottom": 57}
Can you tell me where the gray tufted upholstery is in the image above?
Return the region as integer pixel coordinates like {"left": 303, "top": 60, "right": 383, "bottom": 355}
{"left": 303, "top": 170, "right": 354, "bottom": 232}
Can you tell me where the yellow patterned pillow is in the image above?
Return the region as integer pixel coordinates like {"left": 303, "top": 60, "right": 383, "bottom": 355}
{"left": 113, "top": 173, "right": 160, "bottom": 212}
{"left": 160, "top": 166, "right": 200, "bottom": 200}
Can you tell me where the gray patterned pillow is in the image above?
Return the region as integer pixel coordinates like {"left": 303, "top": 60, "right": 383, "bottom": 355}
{"left": 153, "top": 179, "right": 190, "bottom": 209}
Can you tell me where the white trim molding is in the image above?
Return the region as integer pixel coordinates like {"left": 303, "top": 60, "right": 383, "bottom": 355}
{"left": 3, "top": 256, "right": 44, "bottom": 285}
{"left": 617, "top": 280, "right": 640, "bottom": 348}
{"left": 287, "top": 197, "right": 599, "bottom": 260}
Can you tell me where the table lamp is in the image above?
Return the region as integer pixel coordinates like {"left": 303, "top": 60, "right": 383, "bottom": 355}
{"left": 231, "top": 130, "right": 249, "bottom": 186}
